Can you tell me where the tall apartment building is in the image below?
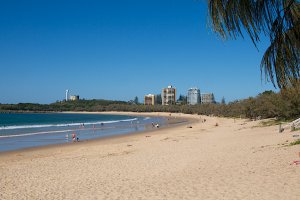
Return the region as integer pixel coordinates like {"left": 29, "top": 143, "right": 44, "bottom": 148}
{"left": 162, "top": 85, "right": 176, "bottom": 105}
{"left": 187, "top": 88, "right": 201, "bottom": 105}
{"left": 144, "top": 94, "right": 156, "bottom": 105}
{"left": 201, "top": 93, "right": 215, "bottom": 104}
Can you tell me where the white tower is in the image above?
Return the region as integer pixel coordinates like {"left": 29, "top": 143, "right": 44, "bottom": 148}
{"left": 65, "top": 89, "right": 69, "bottom": 101}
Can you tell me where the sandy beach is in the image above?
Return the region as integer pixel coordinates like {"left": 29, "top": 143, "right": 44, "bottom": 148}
{"left": 0, "top": 112, "right": 299, "bottom": 200}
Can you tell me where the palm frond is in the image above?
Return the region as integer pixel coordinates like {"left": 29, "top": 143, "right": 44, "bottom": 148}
{"left": 208, "top": 0, "right": 300, "bottom": 88}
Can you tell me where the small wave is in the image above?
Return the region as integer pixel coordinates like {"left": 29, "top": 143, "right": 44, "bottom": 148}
{"left": 0, "top": 118, "right": 138, "bottom": 130}
{"left": 0, "top": 129, "right": 75, "bottom": 138}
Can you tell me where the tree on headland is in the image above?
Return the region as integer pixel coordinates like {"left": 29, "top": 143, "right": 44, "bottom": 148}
{"left": 177, "top": 94, "right": 187, "bottom": 104}
{"left": 156, "top": 94, "right": 162, "bottom": 105}
{"left": 134, "top": 96, "right": 139, "bottom": 105}
{"left": 221, "top": 97, "right": 226, "bottom": 104}
{"left": 208, "top": 0, "right": 299, "bottom": 88}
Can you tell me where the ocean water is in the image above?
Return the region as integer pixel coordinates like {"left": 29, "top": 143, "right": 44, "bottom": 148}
{"left": 0, "top": 113, "right": 165, "bottom": 152}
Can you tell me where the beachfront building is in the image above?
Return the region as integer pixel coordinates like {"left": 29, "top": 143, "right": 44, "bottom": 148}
{"left": 162, "top": 85, "right": 176, "bottom": 105}
{"left": 201, "top": 93, "right": 215, "bottom": 104}
{"left": 144, "top": 94, "right": 156, "bottom": 105}
{"left": 187, "top": 88, "right": 201, "bottom": 105}
{"left": 70, "top": 95, "right": 80, "bottom": 101}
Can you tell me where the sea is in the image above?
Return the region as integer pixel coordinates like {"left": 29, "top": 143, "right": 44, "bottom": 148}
{"left": 0, "top": 113, "right": 166, "bottom": 152}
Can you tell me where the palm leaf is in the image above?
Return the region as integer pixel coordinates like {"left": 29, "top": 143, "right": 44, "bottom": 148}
{"left": 208, "top": 0, "right": 300, "bottom": 88}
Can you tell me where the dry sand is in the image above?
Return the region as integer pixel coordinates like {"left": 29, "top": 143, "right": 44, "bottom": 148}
{"left": 0, "top": 112, "right": 299, "bottom": 200}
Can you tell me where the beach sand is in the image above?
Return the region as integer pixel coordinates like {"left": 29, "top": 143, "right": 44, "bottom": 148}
{"left": 0, "top": 112, "right": 299, "bottom": 200}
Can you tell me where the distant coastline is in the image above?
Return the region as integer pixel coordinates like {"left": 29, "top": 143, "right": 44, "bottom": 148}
{"left": 1, "top": 88, "right": 299, "bottom": 120}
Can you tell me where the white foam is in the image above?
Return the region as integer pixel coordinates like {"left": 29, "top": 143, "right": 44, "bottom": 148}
{"left": 0, "top": 118, "right": 138, "bottom": 130}
{"left": 0, "top": 129, "right": 75, "bottom": 138}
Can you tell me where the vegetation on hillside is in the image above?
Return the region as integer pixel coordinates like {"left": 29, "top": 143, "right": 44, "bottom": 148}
{"left": 1, "top": 83, "right": 299, "bottom": 120}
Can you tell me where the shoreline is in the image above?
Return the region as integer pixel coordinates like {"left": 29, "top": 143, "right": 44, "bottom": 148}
{"left": 0, "top": 112, "right": 195, "bottom": 156}
{"left": 1, "top": 112, "right": 299, "bottom": 200}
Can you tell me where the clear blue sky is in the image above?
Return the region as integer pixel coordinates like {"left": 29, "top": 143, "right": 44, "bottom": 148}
{"left": 0, "top": 0, "right": 276, "bottom": 104}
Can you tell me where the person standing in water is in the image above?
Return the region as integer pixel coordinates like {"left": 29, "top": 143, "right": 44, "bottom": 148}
{"left": 72, "top": 132, "right": 76, "bottom": 142}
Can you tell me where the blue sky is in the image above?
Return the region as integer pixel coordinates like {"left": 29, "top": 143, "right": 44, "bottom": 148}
{"left": 0, "top": 0, "right": 276, "bottom": 104}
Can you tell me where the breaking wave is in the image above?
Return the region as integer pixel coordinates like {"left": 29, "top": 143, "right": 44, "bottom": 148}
{"left": 0, "top": 118, "right": 138, "bottom": 131}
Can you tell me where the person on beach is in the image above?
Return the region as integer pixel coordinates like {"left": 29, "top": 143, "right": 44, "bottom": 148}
{"left": 72, "top": 132, "right": 76, "bottom": 142}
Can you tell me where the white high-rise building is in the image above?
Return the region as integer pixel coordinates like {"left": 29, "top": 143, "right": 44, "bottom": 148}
{"left": 65, "top": 90, "right": 69, "bottom": 101}
{"left": 187, "top": 88, "right": 201, "bottom": 105}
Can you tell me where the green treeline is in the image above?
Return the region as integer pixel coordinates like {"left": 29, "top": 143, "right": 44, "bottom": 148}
{"left": 0, "top": 85, "right": 299, "bottom": 120}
